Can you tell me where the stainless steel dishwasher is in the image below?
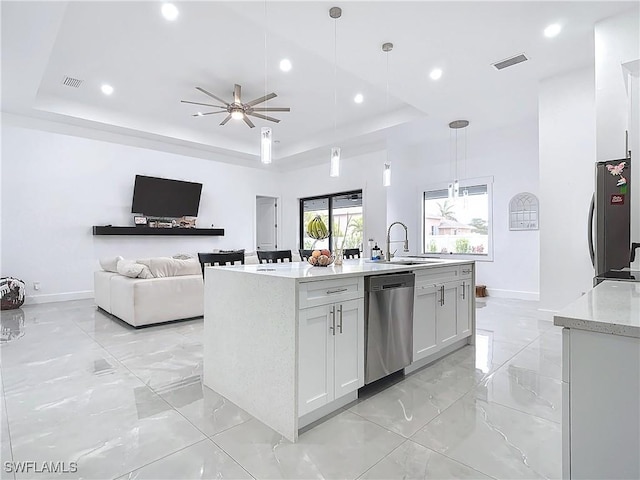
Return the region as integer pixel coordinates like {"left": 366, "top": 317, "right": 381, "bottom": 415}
{"left": 364, "top": 273, "right": 415, "bottom": 384}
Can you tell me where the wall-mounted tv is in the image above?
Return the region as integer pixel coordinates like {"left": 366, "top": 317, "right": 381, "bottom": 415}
{"left": 131, "top": 175, "right": 203, "bottom": 217}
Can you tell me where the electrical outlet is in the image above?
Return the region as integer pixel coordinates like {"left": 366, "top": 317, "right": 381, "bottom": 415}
{"left": 33, "top": 282, "right": 40, "bottom": 291}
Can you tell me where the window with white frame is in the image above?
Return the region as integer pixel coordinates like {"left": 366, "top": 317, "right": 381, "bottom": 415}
{"left": 422, "top": 178, "right": 493, "bottom": 259}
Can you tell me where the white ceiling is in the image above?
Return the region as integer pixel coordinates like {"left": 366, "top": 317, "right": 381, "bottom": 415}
{"left": 1, "top": 1, "right": 636, "bottom": 170}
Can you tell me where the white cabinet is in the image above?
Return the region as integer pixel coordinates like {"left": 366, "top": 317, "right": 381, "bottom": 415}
{"left": 413, "top": 264, "right": 474, "bottom": 363}
{"left": 436, "top": 282, "right": 459, "bottom": 348}
{"left": 298, "top": 280, "right": 364, "bottom": 417}
{"left": 413, "top": 284, "right": 438, "bottom": 361}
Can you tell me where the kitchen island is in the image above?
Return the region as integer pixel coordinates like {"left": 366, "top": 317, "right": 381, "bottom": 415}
{"left": 554, "top": 280, "right": 640, "bottom": 479}
{"left": 203, "top": 258, "right": 475, "bottom": 441}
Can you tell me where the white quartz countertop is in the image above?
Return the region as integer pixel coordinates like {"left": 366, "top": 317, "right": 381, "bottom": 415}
{"left": 554, "top": 281, "right": 640, "bottom": 338}
{"left": 209, "top": 257, "right": 472, "bottom": 281}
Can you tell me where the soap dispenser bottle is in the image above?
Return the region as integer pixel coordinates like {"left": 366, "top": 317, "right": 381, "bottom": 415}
{"left": 371, "top": 243, "right": 381, "bottom": 260}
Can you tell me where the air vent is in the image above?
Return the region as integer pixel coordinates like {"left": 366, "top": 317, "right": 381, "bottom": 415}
{"left": 492, "top": 53, "right": 529, "bottom": 71}
{"left": 61, "top": 76, "right": 83, "bottom": 88}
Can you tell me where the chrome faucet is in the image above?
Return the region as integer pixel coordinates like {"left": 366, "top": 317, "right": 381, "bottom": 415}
{"left": 386, "top": 222, "right": 409, "bottom": 260}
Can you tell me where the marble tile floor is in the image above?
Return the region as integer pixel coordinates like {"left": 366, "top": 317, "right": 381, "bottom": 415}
{"left": 0, "top": 297, "right": 562, "bottom": 479}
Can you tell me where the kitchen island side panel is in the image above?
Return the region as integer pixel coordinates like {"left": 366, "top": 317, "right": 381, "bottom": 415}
{"left": 568, "top": 328, "right": 640, "bottom": 479}
{"left": 203, "top": 268, "right": 298, "bottom": 441}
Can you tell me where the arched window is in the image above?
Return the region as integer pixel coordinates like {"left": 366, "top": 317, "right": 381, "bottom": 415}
{"left": 509, "top": 193, "right": 539, "bottom": 230}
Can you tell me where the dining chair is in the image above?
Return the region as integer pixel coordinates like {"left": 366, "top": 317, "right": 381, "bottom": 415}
{"left": 197, "top": 251, "right": 245, "bottom": 277}
{"left": 257, "top": 250, "right": 293, "bottom": 264}
{"left": 343, "top": 248, "right": 361, "bottom": 259}
{"left": 298, "top": 249, "right": 314, "bottom": 261}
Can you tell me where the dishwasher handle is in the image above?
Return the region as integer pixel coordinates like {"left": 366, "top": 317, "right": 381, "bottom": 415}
{"left": 382, "top": 283, "right": 405, "bottom": 289}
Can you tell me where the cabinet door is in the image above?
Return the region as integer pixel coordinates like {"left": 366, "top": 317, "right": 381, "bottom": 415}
{"left": 333, "top": 298, "right": 364, "bottom": 399}
{"left": 436, "top": 282, "right": 458, "bottom": 347}
{"left": 413, "top": 284, "right": 439, "bottom": 361}
{"left": 298, "top": 305, "right": 334, "bottom": 416}
{"left": 456, "top": 280, "right": 472, "bottom": 338}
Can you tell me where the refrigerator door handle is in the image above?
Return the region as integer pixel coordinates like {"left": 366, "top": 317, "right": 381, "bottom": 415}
{"left": 588, "top": 193, "right": 595, "bottom": 267}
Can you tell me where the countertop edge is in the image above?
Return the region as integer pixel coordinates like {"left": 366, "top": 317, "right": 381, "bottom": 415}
{"left": 553, "top": 315, "right": 640, "bottom": 339}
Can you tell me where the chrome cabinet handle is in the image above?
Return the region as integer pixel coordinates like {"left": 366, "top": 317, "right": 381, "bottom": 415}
{"left": 461, "top": 281, "right": 466, "bottom": 299}
{"left": 329, "top": 306, "right": 336, "bottom": 335}
{"left": 326, "top": 288, "right": 348, "bottom": 295}
{"left": 338, "top": 305, "right": 343, "bottom": 334}
{"left": 440, "top": 285, "right": 445, "bottom": 306}
{"left": 462, "top": 269, "right": 471, "bottom": 274}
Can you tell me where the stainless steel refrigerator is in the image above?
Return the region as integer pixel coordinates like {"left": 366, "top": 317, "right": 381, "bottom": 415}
{"left": 589, "top": 156, "right": 632, "bottom": 278}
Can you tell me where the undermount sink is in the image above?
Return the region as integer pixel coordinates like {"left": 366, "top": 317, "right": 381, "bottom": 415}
{"left": 390, "top": 258, "right": 444, "bottom": 265}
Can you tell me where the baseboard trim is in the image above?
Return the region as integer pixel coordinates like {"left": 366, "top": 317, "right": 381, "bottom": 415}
{"left": 486, "top": 288, "right": 539, "bottom": 301}
{"left": 24, "top": 290, "right": 94, "bottom": 305}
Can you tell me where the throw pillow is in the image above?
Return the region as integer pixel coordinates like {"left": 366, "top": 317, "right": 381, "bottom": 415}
{"left": 100, "top": 256, "right": 124, "bottom": 273}
{"left": 116, "top": 259, "right": 145, "bottom": 278}
{"left": 136, "top": 257, "right": 200, "bottom": 277}
{"left": 137, "top": 265, "right": 155, "bottom": 279}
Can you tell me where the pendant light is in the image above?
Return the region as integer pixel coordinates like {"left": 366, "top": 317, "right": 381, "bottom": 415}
{"left": 260, "top": 1, "right": 272, "bottom": 165}
{"left": 448, "top": 119, "right": 469, "bottom": 198}
{"left": 329, "top": 6, "right": 341, "bottom": 177}
{"left": 382, "top": 42, "right": 393, "bottom": 186}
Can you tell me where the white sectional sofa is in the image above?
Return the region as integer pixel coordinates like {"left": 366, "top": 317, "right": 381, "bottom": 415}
{"left": 94, "top": 252, "right": 299, "bottom": 327}
{"left": 94, "top": 256, "right": 204, "bottom": 327}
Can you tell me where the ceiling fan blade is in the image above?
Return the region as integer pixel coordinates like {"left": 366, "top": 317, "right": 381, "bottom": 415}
{"left": 250, "top": 107, "right": 290, "bottom": 112}
{"left": 233, "top": 84, "right": 241, "bottom": 104}
{"left": 245, "top": 92, "right": 277, "bottom": 107}
{"left": 247, "top": 112, "right": 281, "bottom": 123}
{"left": 196, "top": 87, "right": 229, "bottom": 106}
{"left": 181, "top": 100, "right": 226, "bottom": 108}
{"left": 193, "top": 111, "right": 227, "bottom": 116}
{"left": 220, "top": 114, "right": 233, "bottom": 126}
{"left": 243, "top": 115, "right": 255, "bottom": 128}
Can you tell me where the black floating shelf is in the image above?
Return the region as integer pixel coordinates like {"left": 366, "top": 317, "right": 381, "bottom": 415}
{"left": 92, "top": 226, "right": 224, "bottom": 236}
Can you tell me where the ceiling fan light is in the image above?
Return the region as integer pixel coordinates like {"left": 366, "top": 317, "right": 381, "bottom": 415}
{"left": 261, "top": 127, "right": 272, "bottom": 165}
{"left": 330, "top": 147, "right": 341, "bottom": 177}
{"left": 231, "top": 109, "right": 244, "bottom": 120}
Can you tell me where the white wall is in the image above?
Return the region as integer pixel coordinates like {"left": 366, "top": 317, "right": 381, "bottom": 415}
{"left": 279, "top": 150, "right": 388, "bottom": 257}
{"left": 387, "top": 119, "right": 540, "bottom": 300}
{"left": 595, "top": 8, "right": 640, "bottom": 161}
{"left": 1, "top": 120, "right": 280, "bottom": 303}
{"left": 539, "top": 67, "right": 596, "bottom": 311}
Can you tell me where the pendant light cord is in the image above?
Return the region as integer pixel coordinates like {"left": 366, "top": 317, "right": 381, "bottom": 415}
{"left": 455, "top": 128, "right": 458, "bottom": 181}
{"left": 333, "top": 17, "right": 337, "bottom": 139}
{"left": 264, "top": 0, "right": 268, "bottom": 108}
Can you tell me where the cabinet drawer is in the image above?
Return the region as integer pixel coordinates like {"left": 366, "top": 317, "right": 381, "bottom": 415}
{"left": 415, "top": 266, "right": 459, "bottom": 285}
{"left": 459, "top": 264, "right": 473, "bottom": 279}
{"left": 298, "top": 277, "right": 364, "bottom": 308}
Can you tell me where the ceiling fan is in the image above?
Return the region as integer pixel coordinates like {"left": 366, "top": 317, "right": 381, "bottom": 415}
{"left": 181, "top": 84, "right": 290, "bottom": 128}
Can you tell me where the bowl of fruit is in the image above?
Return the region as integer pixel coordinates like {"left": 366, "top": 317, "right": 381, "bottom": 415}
{"left": 308, "top": 249, "right": 334, "bottom": 267}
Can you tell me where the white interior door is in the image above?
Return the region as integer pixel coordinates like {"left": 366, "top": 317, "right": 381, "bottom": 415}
{"left": 256, "top": 196, "right": 277, "bottom": 250}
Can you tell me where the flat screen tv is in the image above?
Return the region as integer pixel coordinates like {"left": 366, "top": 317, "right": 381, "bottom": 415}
{"left": 131, "top": 175, "right": 203, "bottom": 217}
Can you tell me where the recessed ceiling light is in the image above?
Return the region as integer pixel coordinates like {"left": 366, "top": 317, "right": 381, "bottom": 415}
{"left": 279, "top": 59, "right": 292, "bottom": 72}
{"left": 430, "top": 68, "right": 443, "bottom": 80}
{"left": 196, "top": 112, "right": 203, "bottom": 116}
{"left": 161, "top": 3, "right": 179, "bottom": 21}
{"left": 101, "top": 84, "right": 114, "bottom": 95}
{"left": 354, "top": 93, "right": 364, "bottom": 104}
{"left": 544, "top": 23, "right": 562, "bottom": 38}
